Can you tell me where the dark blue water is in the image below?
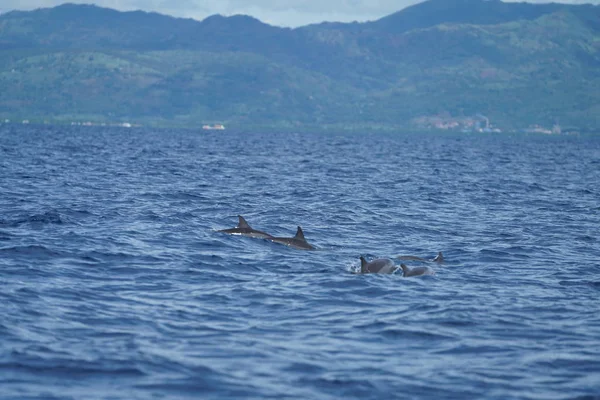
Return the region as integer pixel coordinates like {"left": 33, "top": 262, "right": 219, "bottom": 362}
{"left": 1, "top": 125, "right": 599, "bottom": 399}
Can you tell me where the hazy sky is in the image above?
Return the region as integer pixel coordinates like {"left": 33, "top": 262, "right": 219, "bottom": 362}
{"left": 2, "top": 0, "right": 598, "bottom": 27}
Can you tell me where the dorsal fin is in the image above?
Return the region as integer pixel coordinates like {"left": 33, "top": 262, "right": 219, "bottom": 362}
{"left": 294, "top": 226, "right": 306, "bottom": 241}
{"left": 360, "top": 256, "right": 369, "bottom": 273}
{"left": 433, "top": 251, "right": 444, "bottom": 263}
{"left": 237, "top": 215, "right": 250, "bottom": 229}
{"left": 399, "top": 264, "right": 410, "bottom": 277}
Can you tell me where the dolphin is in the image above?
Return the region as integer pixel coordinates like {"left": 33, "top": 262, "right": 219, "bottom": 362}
{"left": 359, "top": 256, "right": 399, "bottom": 274}
{"left": 396, "top": 252, "right": 444, "bottom": 263}
{"left": 399, "top": 263, "right": 435, "bottom": 277}
{"left": 217, "top": 215, "right": 273, "bottom": 239}
{"left": 269, "top": 226, "right": 315, "bottom": 250}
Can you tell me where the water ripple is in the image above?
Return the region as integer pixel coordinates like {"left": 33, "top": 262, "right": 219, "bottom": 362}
{"left": 1, "top": 126, "right": 599, "bottom": 399}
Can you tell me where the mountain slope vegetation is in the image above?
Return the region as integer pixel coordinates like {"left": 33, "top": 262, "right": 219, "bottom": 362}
{"left": 0, "top": 0, "right": 598, "bottom": 130}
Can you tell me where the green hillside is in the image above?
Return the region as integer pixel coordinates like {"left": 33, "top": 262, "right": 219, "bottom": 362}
{"left": 0, "top": 0, "right": 599, "bottom": 130}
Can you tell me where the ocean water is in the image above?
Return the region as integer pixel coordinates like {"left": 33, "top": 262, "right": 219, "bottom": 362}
{"left": 1, "top": 125, "right": 599, "bottom": 400}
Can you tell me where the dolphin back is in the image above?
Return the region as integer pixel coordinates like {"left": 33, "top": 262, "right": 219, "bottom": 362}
{"left": 269, "top": 226, "right": 315, "bottom": 250}
{"left": 361, "top": 257, "right": 397, "bottom": 274}
{"left": 218, "top": 215, "right": 273, "bottom": 239}
{"left": 400, "top": 264, "right": 435, "bottom": 277}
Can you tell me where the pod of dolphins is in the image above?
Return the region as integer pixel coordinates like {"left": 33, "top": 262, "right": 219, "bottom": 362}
{"left": 218, "top": 215, "right": 315, "bottom": 250}
{"left": 218, "top": 215, "right": 443, "bottom": 277}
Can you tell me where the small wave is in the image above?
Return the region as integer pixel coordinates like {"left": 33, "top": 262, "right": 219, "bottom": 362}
{"left": 382, "top": 328, "right": 453, "bottom": 341}
{"left": 25, "top": 211, "right": 64, "bottom": 224}
{"left": 575, "top": 188, "right": 596, "bottom": 195}
{"left": 477, "top": 248, "right": 522, "bottom": 263}
{"left": 65, "top": 209, "right": 96, "bottom": 219}
{"left": 1, "top": 211, "right": 64, "bottom": 227}
{"left": 435, "top": 343, "right": 507, "bottom": 355}
{"left": 132, "top": 148, "right": 168, "bottom": 158}
{"left": 136, "top": 379, "right": 257, "bottom": 398}
{"left": 169, "top": 191, "right": 207, "bottom": 200}
{"left": 83, "top": 250, "right": 164, "bottom": 264}
{"left": 559, "top": 280, "right": 600, "bottom": 290}
{"left": 0, "top": 244, "right": 62, "bottom": 257}
{"left": 0, "top": 361, "right": 145, "bottom": 377}
{"left": 576, "top": 235, "right": 596, "bottom": 242}
{"left": 528, "top": 182, "right": 547, "bottom": 191}
{"left": 297, "top": 375, "right": 377, "bottom": 394}
{"left": 283, "top": 361, "right": 326, "bottom": 374}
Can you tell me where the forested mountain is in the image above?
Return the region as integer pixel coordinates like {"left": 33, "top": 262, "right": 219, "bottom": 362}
{"left": 1, "top": 0, "right": 599, "bottom": 130}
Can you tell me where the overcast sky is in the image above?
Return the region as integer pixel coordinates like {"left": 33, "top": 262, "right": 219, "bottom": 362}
{"left": 2, "top": 0, "right": 598, "bottom": 27}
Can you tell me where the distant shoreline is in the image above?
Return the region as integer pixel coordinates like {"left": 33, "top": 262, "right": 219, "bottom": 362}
{"left": 1, "top": 119, "right": 595, "bottom": 136}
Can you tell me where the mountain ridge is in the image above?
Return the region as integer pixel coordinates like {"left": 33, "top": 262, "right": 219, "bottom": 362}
{"left": 1, "top": 0, "right": 599, "bottom": 131}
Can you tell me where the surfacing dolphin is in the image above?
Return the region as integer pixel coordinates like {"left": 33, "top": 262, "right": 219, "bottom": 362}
{"left": 269, "top": 226, "right": 315, "bottom": 250}
{"left": 399, "top": 263, "right": 435, "bottom": 277}
{"left": 396, "top": 252, "right": 444, "bottom": 263}
{"left": 359, "top": 256, "right": 399, "bottom": 274}
{"left": 217, "top": 215, "right": 273, "bottom": 239}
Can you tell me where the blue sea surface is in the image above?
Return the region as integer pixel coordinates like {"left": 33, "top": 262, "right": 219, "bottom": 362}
{"left": 1, "top": 125, "right": 599, "bottom": 399}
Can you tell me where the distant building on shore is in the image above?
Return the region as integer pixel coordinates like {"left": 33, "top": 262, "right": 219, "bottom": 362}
{"left": 552, "top": 123, "right": 562, "bottom": 134}
{"left": 413, "top": 113, "right": 501, "bottom": 132}
{"left": 524, "top": 125, "right": 553, "bottom": 134}
{"left": 202, "top": 124, "right": 225, "bottom": 130}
